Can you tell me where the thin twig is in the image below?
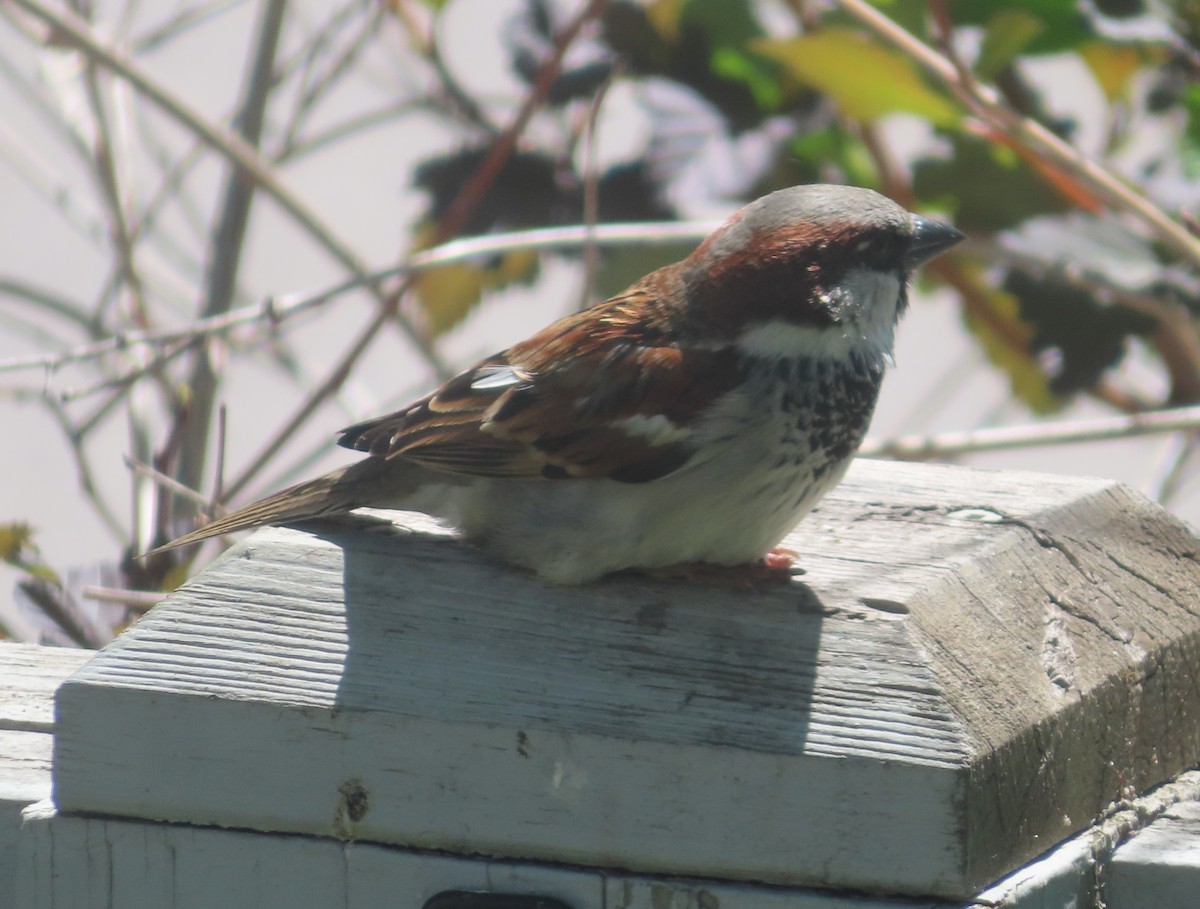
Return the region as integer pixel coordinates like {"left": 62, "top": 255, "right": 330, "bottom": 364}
{"left": 17, "top": 578, "right": 109, "bottom": 648}
{"left": 0, "top": 106, "right": 213, "bottom": 317}
{"left": 433, "top": 0, "right": 609, "bottom": 245}
{"left": 81, "top": 47, "right": 151, "bottom": 332}
{"left": 275, "top": 100, "right": 421, "bottom": 163}
{"left": 132, "top": 0, "right": 245, "bottom": 54}
{"left": 862, "top": 404, "right": 1200, "bottom": 460}
{"left": 1155, "top": 435, "right": 1198, "bottom": 506}
{"left": 43, "top": 397, "right": 127, "bottom": 544}
{"left": 125, "top": 455, "right": 213, "bottom": 510}
{"left": 0, "top": 20, "right": 93, "bottom": 165}
{"left": 577, "top": 68, "right": 618, "bottom": 310}
{"left": 832, "top": 0, "right": 1200, "bottom": 271}
{"left": 0, "top": 114, "right": 108, "bottom": 248}
{"left": 0, "top": 278, "right": 94, "bottom": 332}
{"left": 83, "top": 585, "right": 165, "bottom": 612}
{"left": 175, "top": 0, "right": 287, "bottom": 503}
{"left": 213, "top": 404, "right": 228, "bottom": 510}
{"left": 221, "top": 0, "right": 611, "bottom": 501}
{"left": 54, "top": 340, "right": 194, "bottom": 403}
{"left": 0, "top": 306, "right": 79, "bottom": 358}
{"left": 389, "top": 0, "right": 496, "bottom": 134}
{"left": 129, "top": 116, "right": 214, "bottom": 284}
{"left": 0, "top": 219, "right": 719, "bottom": 376}
{"left": 276, "top": 2, "right": 382, "bottom": 158}
{"left": 75, "top": 383, "right": 134, "bottom": 439}
{"left": 7, "top": 0, "right": 446, "bottom": 374}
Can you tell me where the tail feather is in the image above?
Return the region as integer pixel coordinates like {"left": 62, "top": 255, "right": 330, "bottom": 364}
{"left": 149, "top": 457, "right": 412, "bottom": 556}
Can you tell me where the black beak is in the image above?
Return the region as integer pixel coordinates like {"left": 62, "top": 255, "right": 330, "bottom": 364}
{"left": 906, "top": 216, "right": 965, "bottom": 267}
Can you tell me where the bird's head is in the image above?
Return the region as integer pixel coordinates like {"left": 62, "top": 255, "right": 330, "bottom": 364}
{"left": 679, "top": 184, "right": 964, "bottom": 357}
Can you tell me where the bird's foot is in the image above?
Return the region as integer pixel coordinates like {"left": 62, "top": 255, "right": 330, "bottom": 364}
{"left": 643, "top": 549, "right": 804, "bottom": 587}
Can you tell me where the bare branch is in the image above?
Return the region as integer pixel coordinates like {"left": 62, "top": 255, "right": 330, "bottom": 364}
{"left": 83, "top": 585, "right": 165, "bottom": 612}
{"left": 577, "top": 67, "right": 619, "bottom": 310}
{"left": 1154, "top": 435, "right": 1198, "bottom": 507}
{"left": 42, "top": 396, "right": 127, "bottom": 544}
{"left": 275, "top": 2, "right": 385, "bottom": 158}
{"left": 175, "top": 0, "right": 287, "bottom": 505}
{"left": 832, "top": 0, "right": 1200, "bottom": 272}
{"left": 0, "top": 219, "right": 719, "bottom": 378}
{"left": 17, "top": 577, "right": 110, "bottom": 648}
{"left": 221, "top": 0, "right": 612, "bottom": 501}
{"left": 0, "top": 114, "right": 108, "bottom": 248}
{"left": 431, "top": 0, "right": 609, "bottom": 246}
{"left": 0, "top": 277, "right": 93, "bottom": 332}
{"left": 132, "top": 0, "right": 246, "bottom": 55}
{"left": 7, "top": 0, "right": 446, "bottom": 373}
{"left": 863, "top": 404, "right": 1200, "bottom": 460}
{"left": 125, "top": 455, "right": 212, "bottom": 510}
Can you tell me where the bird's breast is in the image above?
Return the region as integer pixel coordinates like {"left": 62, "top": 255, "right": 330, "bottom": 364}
{"left": 775, "top": 353, "right": 884, "bottom": 464}
{"left": 736, "top": 353, "right": 885, "bottom": 458}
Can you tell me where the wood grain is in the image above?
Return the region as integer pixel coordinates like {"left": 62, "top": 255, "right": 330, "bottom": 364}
{"left": 19, "top": 802, "right": 938, "bottom": 909}
{"left": 50, "top": 460, "right": 1200, "bottom": 898}
{"left": 1, "top": 642, "right": 91, "bottom": 906}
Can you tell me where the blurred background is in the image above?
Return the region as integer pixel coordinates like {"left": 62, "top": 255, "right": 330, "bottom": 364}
{"left": 2, "top": 0, "right": 1198, "bottom": 644}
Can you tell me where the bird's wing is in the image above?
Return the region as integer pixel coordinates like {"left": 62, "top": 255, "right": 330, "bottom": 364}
{"left": 339, "top": 288, "right": 740, "bottom": 483}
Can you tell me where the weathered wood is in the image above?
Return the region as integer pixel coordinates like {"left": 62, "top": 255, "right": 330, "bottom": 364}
{"left": 0, "top": 642, "right": 92, "bottom": 905}
{"left": 15, "top": 799, "right": 945, "bottom": 909}
{"left": 975, "top": 769, "right": 1200, "bottom": 908}
{"left": 21, "top": 769, "right": 1200, "bottom": 908}
{"left": 0, "top": 641, "right": 90, "bottom": 734}
{"left": 49, "top": 460, "right": 1200, "bottom": 898}
{"left": 1107, "top": 800, "right": 1200, "bottom": 908}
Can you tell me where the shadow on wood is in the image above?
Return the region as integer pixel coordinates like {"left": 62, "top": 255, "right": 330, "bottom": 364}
{"left": 47, "top": 460, "right": 1200, "bottom": 899}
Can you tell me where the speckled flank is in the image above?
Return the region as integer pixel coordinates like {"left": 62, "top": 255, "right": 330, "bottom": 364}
{"left": 744, "top": 350, "right": 885, "bottom": 514}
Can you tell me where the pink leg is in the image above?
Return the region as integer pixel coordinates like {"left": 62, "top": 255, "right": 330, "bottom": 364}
{"left": 641, "top": 548, "right": 803, "bottom": 586}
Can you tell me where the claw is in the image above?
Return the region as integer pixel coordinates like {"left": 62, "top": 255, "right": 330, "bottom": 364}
{"left": 640, "top": 548, "right": 804, "bottom": 587}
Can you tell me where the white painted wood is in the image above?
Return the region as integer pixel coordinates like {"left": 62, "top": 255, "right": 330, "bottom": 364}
{"left": 1107, "top": 799, "right": 1200, "bottom": 908}
{"left": 0, "top": 641, "right": 91, "bottom": 734}
{"left": 0, "top": 642, "right": 92, "bottom": 907}
{"left": 48, "top": 460, "right": 1200, "bottom": 898}
{"left": 18, "top": 801, "right": 944, "bottom": 909}
{"left": 967, "top": 770, "right": 1200, "bottom": 909}
{"left": 1, "top": 728, "right": 53, "bottom": 812}
{"left": 20, "top": 771, "right": 1200, "bottom": 908}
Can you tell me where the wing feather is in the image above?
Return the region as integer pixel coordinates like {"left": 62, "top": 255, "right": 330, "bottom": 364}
{"left": 338, "top": 283, "right": 740, "bottom": 483}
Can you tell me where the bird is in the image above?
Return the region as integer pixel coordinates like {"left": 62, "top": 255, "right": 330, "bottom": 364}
{"left": 155, "top": 184, "right": 964, "bottom": 584}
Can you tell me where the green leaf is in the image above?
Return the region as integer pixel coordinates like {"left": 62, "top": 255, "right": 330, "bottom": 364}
{"left": 754, "top": 30, "right": 959, "bottom": 126}
{"left": 680, "top": 0, "right": 762, "bottom": 47}
{"left": 1004, "top": 214, "right": 1164, "bottom": 293}
{"left": 674, "top": 0, "right": 782, "bottom": 114}
{"left": 1175, "top": 85, "right": 1200, "bottom": 178}
{"left": 711, "top": 46, "right": 781, "bottom": 111}
{"left": 976, "top": 10, "right": 1044, "bottom": 81}
{"left": 0, "top": 522, "right": 61, "bottom": 585}
{"left": 863, "top": 1, "right": 930, "bottom": 38}
{"left": 955, "top": 268, "right": 1060, "bottom": 413}
{"left": 592, "top": 242, "right": 695, "bottom": 301}
{"left": 646, "top": 0, "right": 688, "bottom": 42}
{"left": 0, "top": 522, "right": 34, "bottom": 561}
{"left": 411, "top": 223, "right": 540, "bottom": 338}
{"left": 1079, "top": 42, "right": 1148, "bottom": 101}
{"left": 913, "top": 136, "right": 1072, "bottom": 232}
{"left": 952, "top": 0, "right": 1092, "bottom": 53}
{"left": 1002, "top": 269, "right": 1153, "bottom": 396}
{"left": 786, "top": 127, "right": 879, "bottom": 187}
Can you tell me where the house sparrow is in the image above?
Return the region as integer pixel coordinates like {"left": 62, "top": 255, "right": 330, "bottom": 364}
{"left": 157, "top": 184, "right": 963, "bottom": 583}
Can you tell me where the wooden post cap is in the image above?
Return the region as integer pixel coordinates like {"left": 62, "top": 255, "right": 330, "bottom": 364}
{"left": 51, "top": 460, "right": 1200, "bottom": 898}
